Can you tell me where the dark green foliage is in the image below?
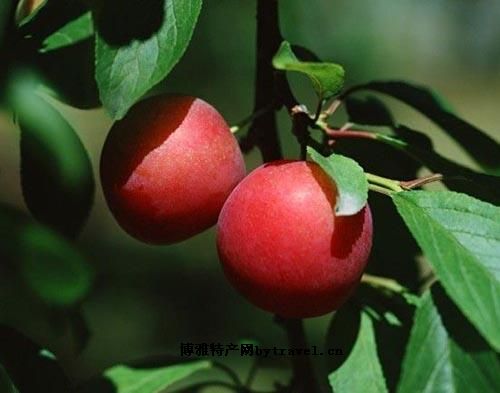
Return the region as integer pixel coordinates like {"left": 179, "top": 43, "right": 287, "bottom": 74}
{"left": 0, "top": 2, "right": 498, "bottom": 393}
{"left": 10, "top": 77, "right": 95, "bottom": 237}
{"left": 344, "top": 81, "right": 500, "bottom": 175}
{"left": 0, "top": 325, "right": 72, "bottom": 393}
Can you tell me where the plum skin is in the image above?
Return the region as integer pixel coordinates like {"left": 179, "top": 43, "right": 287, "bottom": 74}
{"left": 216, "top": 160, "right": 373, "bottom": 318}
{"left": 100, "top": 95, "right": 246, "bottom": 244}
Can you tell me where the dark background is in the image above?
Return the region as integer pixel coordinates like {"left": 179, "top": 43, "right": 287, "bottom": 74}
{"left": 1, "top": 0, "right": 499, "bottom": 390}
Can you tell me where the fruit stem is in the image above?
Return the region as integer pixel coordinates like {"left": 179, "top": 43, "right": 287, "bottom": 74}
{"left": 368, "top": 184, "right": 394, "bottom": 196}
{"left": 276, "top": 317, "right": 323, "bottom": 393}
{"left": 367, "top": 171, "right": 443, "bottom": 196}
{"left": 361, "top": 273, "right": 409, "bottom": 294}
{"left": 361, "top": 274, "right": 421, "bottom": 306}
{"left": 366, "top": 173, "right": 404, "bottom": 192}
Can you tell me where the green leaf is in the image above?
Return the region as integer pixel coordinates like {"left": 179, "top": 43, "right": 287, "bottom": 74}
{"left": 8, "top": 71, "right": 95, "bottom": 237}
{"left": 41, "top": 11, "right": 93, "bottom": 52}
{"left": 307, "top": 146, "right": 368, "bottom": 216}
{"left": 19, "top": 225, "right": 92, "bottom": 306}
{"left": 95, "top": 0, "right": 202, "bottom": 119}
{"left": 397, "top": 286, "right": 500, "bottom": 393}
{"left": 104, "top": 361, "right": 211, "bottom": 393}
{"left": 273, "top": 41, "right": 345, "bottom": 99}
{"left": 393, "top": 191, "right": 500, "bottom": 350}
{"left": 0, "top": 204, "right": 93, "bottom": 306}
{"left": 347, "top": 81, "right": 500, "bottom": 174}
{"left": 329, "top": 311, "right": 388, "bottom": 393}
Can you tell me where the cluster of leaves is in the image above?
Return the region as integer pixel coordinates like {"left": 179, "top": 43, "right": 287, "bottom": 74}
{"left": 0, "top": 324, "right": 212, "bottom": 393}
{"left": 274, "top": 43, "right": 500, "bottom": 392}
{"left": 0, "top": 0, "right": 203, "bottom": 310}
{"left": 1, "top": 1, "right": 210, "bottom": 391}
{"left": 0, "top": 1, "right": 498, "bottom": 392}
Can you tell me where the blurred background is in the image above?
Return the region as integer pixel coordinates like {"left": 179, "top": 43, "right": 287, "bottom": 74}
{"left": 1, "top": 0, "right": 499, "bottom": 390}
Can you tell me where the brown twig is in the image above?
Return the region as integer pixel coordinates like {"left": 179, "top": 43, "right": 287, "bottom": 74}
{"left": 245, "top": 3, "right": 322, "bottom": 391}
{"left": 321, "top": 127, "right": 377, "bottom": 140}
{"left": 400, "top": 173, "right": 444, "bottom": 190}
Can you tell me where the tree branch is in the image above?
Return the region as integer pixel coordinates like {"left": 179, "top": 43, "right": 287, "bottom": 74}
{"left": 243, "top": 0, "right": 283, "bottom": 161}
{"left": 246, "top": 2, "right": 322, "bottom": 391}
{"left": 0, "top": 1, "right": 19, "bottom": 93}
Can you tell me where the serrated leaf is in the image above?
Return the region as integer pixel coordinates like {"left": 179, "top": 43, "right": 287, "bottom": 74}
{"left": 8, "top": 71, "right": 95, "bottom": 237}
{"left": 273, "top": 41, "right": 345, "bottom": 99}
{"left": 41, "top": 11, "right": 93, "bottom": 52}
{"left": 95, "top": 0, "right": 202, "bottom": 119}
{"left": 347, "top": 81, "right": 500, "bottom": 174}
{"left": 397, "top": 287, "right": 500, "bottom": 393}
{"left": 104, "top": 361, "right": 211, "bottom": 393}
{"left": 329, "top": 311, "right": 388, "bottom": 393}
{"left": 393, "top": 191, "right": 500, "bottom": 350}
{"left": 307, "top": 146, "right": 368, "bottom": 216}
{"left": 0, "top": 204, "right": 93, "bottom": 306}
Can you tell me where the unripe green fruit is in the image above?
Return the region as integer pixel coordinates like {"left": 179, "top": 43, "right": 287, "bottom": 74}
{"left": 217, "top": 160, "right": 373, "bottom": 318}
{"left": 100, "top": 95, "right": 246, "bottom": 244}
